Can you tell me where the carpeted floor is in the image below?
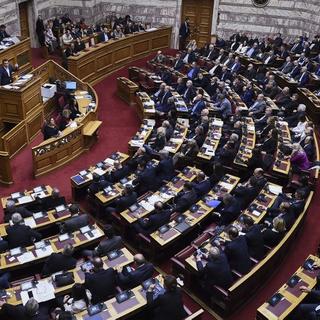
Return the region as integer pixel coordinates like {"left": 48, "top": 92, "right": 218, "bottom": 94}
{"left": 0, "top": 48, "right": 319, "bottom": 320}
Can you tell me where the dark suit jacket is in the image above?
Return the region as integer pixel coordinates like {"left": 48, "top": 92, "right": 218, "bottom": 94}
{"left": 6, "top": 224, "right": 41, "bottom": 249}
{"left": 173, "top": 59, "right": 184, "bottom": 71}
{"left": 147, "top": 288, "right": 187, "bottom": 320}
{"left": 262, "top": 228, "right": 284, "bottom": 247}
{"left": 224, "top": 236, "right": 251, "bottom": 274}
{"left": 107, "top": 165, "right": 131, "bottom": 183}
{"left": 219, "top": 198, "right": 241, "bottom": 226}
{"left": 85, "top": 268, "right": 117, "bottom": 304}
{"left": 234, "top": 185, "right": 259, "bottom": 209}
{"left": 297, "top": 72, "right": 309, "bottom": 87}
{"left": 42, "top": 252, "right": 77, "bottom": 276}
{"left": 179, "top": 22, "right": 190, "bottom": 39}
{"left": 192, "top": 179, "right": 211, "bottom": 197}
{"left": 261, "top": 137, "right": 277, "bottom": 154}
{"left": 137, "top": 209, "right": 172, "bottom": 234}
{"left": 181, "top": 52, "right": 196, "bottom": 64}
{"left": 113, "top": 191, "right": 137, "bottom": 213}
{"left": 96, "top": 236, "right": 122, "bottom": 256}
{"left": 0, "top": 65, "right": 17, "bottom": 85}
{"left": 175, "top": 189, "right": 198, "bottom": 213}
{"left": 4, "top": 206, "right": 33, "bottom": 223}
{"left": 244, "top": 225, "right": 265, "bottom": 260}
{"left": 197, "top": 253, "right": 233, "bottom": 289}
{"left": 182, "top": 86, "right": 196, "bottom": 103}
{"left": 119, "top": 263, "right": 154, "bottom": 289}
{"left": 42, "top": 196, "right": 66, "bottom": 211}
{"left": 0, "top": 303, "right": 48, "bottom": 320}
{"left": 156, "top": 158, "right": 175, "bottom": 182}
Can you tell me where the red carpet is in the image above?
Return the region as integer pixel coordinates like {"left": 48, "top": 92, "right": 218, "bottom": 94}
{"left": 0, "top": 48, "right": 319, "bottom": 319}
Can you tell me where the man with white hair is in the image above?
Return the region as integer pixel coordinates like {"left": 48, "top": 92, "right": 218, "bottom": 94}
{"left": 4, "top": 199, "right": 32, "bottom": 223}
{"left": 284, "top": 104, "right": 306, "bottom": 127}
{"left": 297, "top": 66, "right": 309, "bottom": 87}
{"left": 6, "top": 213, "right": 41, "bottom": 249}
{"left": 182, "top": 80, "right": 196, "bottom": 104}
{"left": 248, "top": 94, "right": 266, "bottom": 117}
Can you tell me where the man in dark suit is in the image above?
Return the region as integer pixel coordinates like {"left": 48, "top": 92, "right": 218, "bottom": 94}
{"left": 42, "top": 187, "right": 66, "bottom": 211}
{"left": 83, "top": 224, "right": 122, "bottom": 258}
{"left": 156, "top": 85, "right": 173, "bottom": 113}
{"left": 182, "top": 48, "right": 196, "bottom": 64}
{"left": 156, "top": 150, "right": 175, "bottom": 183}
{"left": 190, "top": 94, "right": 206, "bottom": 118}
{"left": 106, "top": 161, "right": 131, "bottom": 183}
{"left": 99, "top": 27, "right": 112, "bottom": 42}
{"left": 277, "top": 45, "right": 289, "bottom": 59}
{"left": 192, "top": 171, "right": 211, "bottom": 198}
{"left": 106, "top": 185, "right": 137, "bottom": 214}
{"left": 289, "top": 60, "right": 301, "bottom": 79}
{"left": 203, "top": 44, "right": 215, "bottom": 60}
{"left": 42, "top": 243, "right": 77, "bottom": 276}
{"left": 119, "top": 253, "right": 154, "bottom": 289}
{"left": 6, "top": 213, "right": 42, "bottom": 249}
{"left": 0, "top": 25, "right": 10, "bottom": 41}
{"left": 230, "top": 56, "right": 241, "bottom": 74}
{"left": 220, "top": 66, "right": 232, "bottom": 82}
{"left": 0, "top": 297, "right": 48, "bottom": 320}
{"left": 4, "top": 200, "right": 33, "bottom": 222}
{"left": 196, "top": 246, "right": 233, "bottom": 290}
{"left": 224, "top": 226, "right": 252, "bottom": 274}
{"left": 273, "top": 33, "right": 283, "bottom": 47}
{"left": 182, "top": 80, "right": 197, "bottom": 104}
{"left": 174, "top": 182, "right": 197, "bottom": 213}
{"left": 134, "top": 161, "right": 158, "bottom": 195}
{"left": 0, "top": 59, "right": 19, "bottom": 85}
{"left": 84, "top": 257, "right": 117, "bottom": 304}
{"left": 218, "top": 194, "right": 241, "bottom": 226}
{"left": 290, "top": 39, "right": 303, "bottom": 54}
{"left": 179, "top": 17, "right": 191, "bottom": 50}
{"left": 297, "top": 66, "right": 310, "bottom": 87}
{"left": 135, "top": 201, "right": 172, "bottom": 234}
{"left": 173, "top": 53, "right": 184, "bottom": 71}
{"left": 187, "top": 62, "right": 200, "bottom": 80}
{"left": 242, "top": 215, "right": 265, "bottom": 260}
{"left": 246, "top": 43, "right": 259, "bottom": 59}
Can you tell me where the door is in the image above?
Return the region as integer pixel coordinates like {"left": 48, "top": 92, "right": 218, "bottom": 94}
{"left": 181, "top": 0, "right": 214, "bottom": 48}
{"left": 19, "top": 2, "right": 30, "bottom": 38}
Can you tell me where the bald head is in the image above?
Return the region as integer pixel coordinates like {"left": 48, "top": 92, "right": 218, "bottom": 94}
{"left": 134, "top": 253, "right": 146, "bottom": 266}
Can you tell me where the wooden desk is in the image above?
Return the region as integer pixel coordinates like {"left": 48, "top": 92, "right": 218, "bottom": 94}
{"left": 70, "top": 152, "right": 129, "bottom": 200}
{"left": 0, "top": 207, "right": 71, "bottom": 238}
{"left": 136, "top": 91, "right": 156, "bottom": 120}
{"left": 0, "top": 224, "right": 104, "bottom": 272}
{"left": 30, "top": 61, "right": 100, "bottom": 178}
{"left": 117, "top": 77, "right": 139, "bottom": 105}
{"left": 0, "top": 38, "right": 32, "bottom": 75}
{"left": 163, "top": 125, "right": 188, "bottom": 154}
{"left": 257, "top": 254, "right": 320, "bottom": 320}
{"left": 1, "top": 185, "right": 53, "bottom": 209}
{"left": 68, "top": 27, "right": 172, "bottom": 84}
{"left": 4, "top": 247, "right": 134, "bottom": 306}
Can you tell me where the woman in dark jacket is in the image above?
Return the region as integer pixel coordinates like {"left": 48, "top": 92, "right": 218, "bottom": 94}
{"left": 147, "top": 275, "right": 187, "bottom": 320}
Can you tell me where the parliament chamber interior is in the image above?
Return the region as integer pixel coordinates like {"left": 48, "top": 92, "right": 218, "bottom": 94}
{"left": 0, "top": 0, "right": 320, "bottom": 319}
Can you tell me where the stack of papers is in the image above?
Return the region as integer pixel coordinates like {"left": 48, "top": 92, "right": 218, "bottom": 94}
{"left": 35, "top": 245, "right": 54, "bottom": 258}
{"left": 21, "top": 279, "right": 55, "bottom": 305}
{"left": 104, "top": 158, "right": 114, "bottom": 166}
{"left": 18, "top": 195, "right": 33, "bottom": 204}
{"left": 219, "top": 182, "right": 233, "bottom": 190}
{"left": 17, "top": 251, "right": 35, "bottom": 264}
{"left": 140, "top": 200, "right": 154, "bottom": 211}
{"left": 93, "top": 168, "right": 105, "bottom": 176}
{"left": 24, "top": 217, "right": 36, "bottom": 228}
{"left": 269, "top": 185, "right": 282, "bottom": 195}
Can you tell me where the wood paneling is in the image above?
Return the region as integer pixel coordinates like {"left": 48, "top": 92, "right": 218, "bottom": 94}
{"left": 181, "top": 0, "right": 214, "bottom": 47}
{"left": 26, "top": 109, "right": 43, "bottom": 141}
{"left": 19, "top": 2, "right": 29, "bottom": 38}
{"left": 2, "top": 122, "right": 27, "bottom": 157}
{"left": 68, "top": 27, "right": 172, "bottom": 84}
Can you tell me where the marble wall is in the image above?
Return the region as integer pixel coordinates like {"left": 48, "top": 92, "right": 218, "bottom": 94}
{"left": 217, "top": 0, "right": 320, "bottom": 41}
{"left": 2, "top": 0, "right": 320, "bottom": 47}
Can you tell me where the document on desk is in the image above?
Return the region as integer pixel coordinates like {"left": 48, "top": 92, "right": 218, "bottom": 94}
{"left": 24, "top": 217, "right": 36, "bottom": 228}
{"left": 17, "top": 251, "right": 35, "bottom": 264}
{"left": 35, "top": 245, "right": 54, "bottom": 258}
{"left": 148, "top": 194, "right": 163, "bottom": 205}
{"left": 140, "top": 200, "right": 154, "bottom": 211}
{"left": 18, "top": 195, "right": 33, "bottom": 205}
{"left": 219, "top": 182, "right": 233, "bottom": 190}
{"left": 104, "top": 158, "right": 114, "bottom": 166}
{"left": 31, "top": 191, "right": 47, "bottom": 199}
{"left": 21, "top": 280, "right": 55, "bottom": 305}
{"left": 269, "top": 185, "right": 282, "bottom": 195}
{"left": 93, "top": 168, "right": 105, "bottom": 176}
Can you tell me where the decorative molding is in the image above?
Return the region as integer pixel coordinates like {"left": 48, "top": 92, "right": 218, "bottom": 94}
{"left": 252, "top": 0, "right": 270, "bottom": 7}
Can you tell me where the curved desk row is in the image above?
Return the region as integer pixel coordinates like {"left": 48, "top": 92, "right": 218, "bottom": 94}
{"left": 68, "top": 27, "right": 172, "bottom": 84}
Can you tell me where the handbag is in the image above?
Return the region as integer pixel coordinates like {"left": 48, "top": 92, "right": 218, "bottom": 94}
{"left": 55, "top": 272, "right": 74, "bottom": 287}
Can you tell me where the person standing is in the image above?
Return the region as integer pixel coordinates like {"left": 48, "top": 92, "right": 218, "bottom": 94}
{"left": 179, "top": 17, "right": 191, "bottom": 50}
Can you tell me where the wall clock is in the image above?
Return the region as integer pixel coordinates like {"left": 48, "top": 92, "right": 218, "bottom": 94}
{"left": 252, "top": 0, "right": 270, "bottom": 7}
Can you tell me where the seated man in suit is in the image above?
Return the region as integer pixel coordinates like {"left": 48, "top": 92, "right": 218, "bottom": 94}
{"left": 6, "top": 213, "right": 42, "bottom": 249}
{"left": 133, "top": 161, "right": 159, "bottom": 195}
{"left": 156, "top": 85, "right": 173, "bottom": 114}
{"left": 106, "top": 160, "right": 131, "bottom": 183}
{"left": 41, "top": 187, "right": 66, "bottom": 211}
{"left": 249, "top": 94, "right": 267, "bottom": 118}
{"left": 202, "top": 43, "right": 215, "bottom": 60}
{"left": 106, "top": 185, "right": 137, "bottom": 215}
{"left": 212, "top": 93, "right": 232, "bottom": 119}
{"left": 174, "top": 77, "right": 186, "bottom": 94}
{"left": 172, "top": 53, "right": 184, "bottom": 71}
{"left": 83, "top": 224, "right": 122, "bottom": 258}
{"left": 0, "top": 297, "right": 48, "bottom": 320}
{"left": 289, "top": 60, "right": 301, "bottom": 79}
{"left": 182, "top": 47, "right": 196, "bottom": 64}
{"left": 99, "top": 26, "right": 112, "bottom": 42}
{"left": 230, "top": 56, "right": 241, "bottom": 74}
{"left": 242, "top": 215, "right": 265, "bottom": 260}
{"left": 118, "top": 253, "right": 154, "bottom": 289}
{"left": 42, "top": 243, "right": 77, "bottom": 276}
{"left": 196, "top": 246, "right": 233, "bottom": 290}
{"left": 4, "top": 199, "right": 33, "bottom": 222}
{"left": 223, "top": 226, "right": 252, "bottom": 274}
{"left": 246, "top": 42, "right": 259, "bottom": 58}
{"left": 297, "top": 66, "right": 310, "bottom": 87}
{"left": 84, "top": 257, "right": 117, "bottom": 304}
{"left": 253, "top": 168, "right": 267, "bottom": 189}
{"left": 152, "top": 82, "right": 166, "bottom": 104}
{"left": 152, "top": 50, "right": 165, "bottom": 64}
{"left": 218, "top": 194, "right": 241, "bottom": 226}
{"left": 174, "top": 182, "right": 198, "bottom": 213}
{"left": 190, "top": 94, "right": 206, "bottom": 118}
{"left": 279, "top": 56, "right": 294, "bottom": 74}
{"left": 87, "top": 173, "right": 111, "bottom": 195}
{"left": 0, "top": 24, "right": 10, "bottom": 40}
{"left": 156, "top": 150, "right": 175, "bottom": 184}
{"left": 191, "top": 171, "right": 211, "bottom": 198}
{"left": 134, "top": 201, "right": 172, "bottom": 234}
{"left": 234, "top": 176, "right": 260, "bottom": 210}
{"left": 0, "top": 59, "right": 19, "bottom": 85}
{"left": 187, "top": 62, "right": 200, "bottom": 80}
{"left": 182, "top": 80, "right": 197, "bottom": 104}
{"left": 220, "top": 65, "right": 232, "bottom": 82}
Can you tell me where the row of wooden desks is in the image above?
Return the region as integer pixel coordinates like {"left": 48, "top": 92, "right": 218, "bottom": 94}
{"left": 70, "top": 152, "right": 129, "bottom": 200}
{"left": 257, "top": 254, "right": 320, "bottom": 320}
{"left": 3, "top": 247, "right": 134, "bottom": 306}
{"left": 0, "top": 224, "right": 104, "bottom": 272}
{"left": 150, "top": 174, "right": 240, "bottom": 248}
